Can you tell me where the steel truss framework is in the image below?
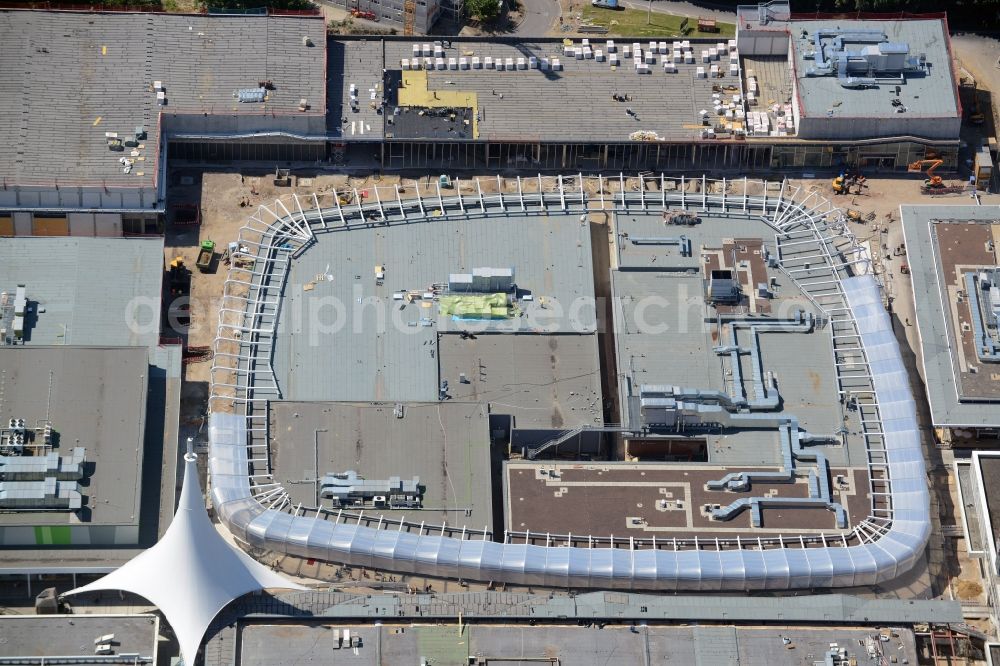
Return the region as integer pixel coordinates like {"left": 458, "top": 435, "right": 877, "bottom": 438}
{"left": 208, "top": 174, "right": 929, "bottom": 590}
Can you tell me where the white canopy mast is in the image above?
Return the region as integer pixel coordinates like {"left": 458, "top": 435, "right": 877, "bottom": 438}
{"left": 65, "top": 439, "right": 305, "bottom": 664}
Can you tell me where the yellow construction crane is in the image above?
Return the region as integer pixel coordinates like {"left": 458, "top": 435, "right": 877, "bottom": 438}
{"left": 403, "top": 0, "right": 415, "bottom": 35}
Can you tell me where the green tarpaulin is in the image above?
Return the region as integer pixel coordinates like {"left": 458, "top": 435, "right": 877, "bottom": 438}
{"left": 439, "top": 293, "right": 512, "bottom": 320}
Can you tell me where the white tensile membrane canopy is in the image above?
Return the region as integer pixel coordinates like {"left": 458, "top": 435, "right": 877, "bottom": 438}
{"left": 64, "top": 441, "right": 305, "bottom": 664}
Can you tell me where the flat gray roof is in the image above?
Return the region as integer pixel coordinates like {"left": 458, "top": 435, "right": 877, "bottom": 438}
{"left": 217, "top": 588, "right": 962, "bottom": 623}
{"left": 0, "top": 346, "right": 148, "bottom": 527}
{"left": 978, "top": 456, "right": 1000, "bottom": 552}
{"left": 0, "top": 237, "right": 163, "bottom": 351}
{"left": 611, "top": 212, "right": 864, "bottom": 461}
{"left": 0, "top": 10, "right": 326, "bottom": 188}
{"left": 790, "top": 19, "right": 958, "bottom": 120}
{"left": 900, "top": 205, "right": 1000, "bottom": 427}
{"left": 438, "top": 333, "right": 603, "bottom": 430}
{"left": 0, "top": 614, "right": 158, "bottom": 661}
{"left": 339, "top": 37, "right": 740, "bottom": 143}
{"left": 269, "top": 401, "right": 493, "bottom": 530}
{"left": 237, "top": 622, "right": 918, "bottom": 666}
{"left": 273, "top": 215, "right": 596, "bottom": 403}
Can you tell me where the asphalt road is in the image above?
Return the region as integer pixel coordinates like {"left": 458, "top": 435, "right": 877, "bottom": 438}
{"left": 513, "top": 0, "right": 560, "bottom": 36}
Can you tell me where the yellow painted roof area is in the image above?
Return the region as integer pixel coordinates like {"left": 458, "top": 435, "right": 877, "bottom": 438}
{"left": 398, "top": 70, "right": 479, "bottom": 139}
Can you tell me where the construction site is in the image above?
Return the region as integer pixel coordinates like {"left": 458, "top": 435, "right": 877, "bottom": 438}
{"left": 2, "top": 1, "right": 995, "bottom": 237}
{"left": 3, "top": 1, "right": 1000, "bottom": 665}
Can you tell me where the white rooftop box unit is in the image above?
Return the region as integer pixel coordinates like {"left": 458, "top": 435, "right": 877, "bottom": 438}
{"left": 401, "top": 58, "right": 410, "bottom": 70}
{"left": 540, "top": 57, "right": 550, "bottom": 70}
{"left": 664, "top": 61, "right": 676, "bottom": 73}
{"left": 448, "top": 57, "right": 457, "bottom": 69}
{"left": 484, "top": 56, "right": 494, "bottom": 69}
{"left": 436, "top": 57, "right": 446, "bottom": 70}
{"left": 645, "top": 53, "right": 655, "bottom": 64}
{"left": 685, "top": 52, "right": 695, "bottom": 63}
{"left": 459, "top": 57, "right": 469, "bottom": 69}
{"left": 606, "top": 40, "right": 616, "bottom": 52}
{"left": 470, "top": 267, "right": 514, "bottom": 292}
{"left": 424, "top": 57, "right": 434, "bottom": 69}
{"left": 696, "top": 67, "right": 706, "bottom": 78}
{"left": 673, "top": 51, "right": 681, "bottom": 63}
{"left": 412, "top": 44, "right": 421, "bottom": 56}
{"left": 529, "top": 56, "right": 538, "bottom": 68}
{"left": 472, "top": 56, "right": 481, "bottom": 68}
{"left": 505, "top": 57, "right": 514, "bottom": 69}
{"left": 623, "top": 45, "right": 631, "bottom": 57}
{"left": 422, "top": 43, "right": 432, "bottom": 55}
{"left": 658, "top": 41, "right": 667, "bottom": 54}
{"left": 728, "top": 39, "right": 737, "bottom": 52}
{"left": 595, "top": 50, "right": 605, "bottom": 62}
{"left": 610, "top": 53, "right": 620, "bottom": 66}
{"left": 517, "top": 56, "right": 527, "bottom": 69}
{"left": 576, "top": 49, "right": 585, "bottom": 60}
{"left": 552, "top": 58, "right": 562, "bottom": 70}
{"left": 434, "top": 44, "right": 444, "bottom": 57}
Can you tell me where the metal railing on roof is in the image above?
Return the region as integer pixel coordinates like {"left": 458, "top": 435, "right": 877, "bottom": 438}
{"left": 206, "top": 173, "right": 928, "bottom": 590}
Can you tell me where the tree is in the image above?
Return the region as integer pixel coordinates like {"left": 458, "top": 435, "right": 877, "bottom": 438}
{"left": 466, "top": 0, "right": 501, "bottom": 22}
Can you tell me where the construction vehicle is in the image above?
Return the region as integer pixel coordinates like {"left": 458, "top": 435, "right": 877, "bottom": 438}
{"left": 832, "top": 174, "right": 847, "bottom": 195}
{"left": 908, "top": 158, "right": 968, "bottom": 195}
{"left": 196, "top": 239, "right": 216, "bottom": 273}
{"left": 832, "top": 170, "right": 867, "bottom": 196}
{"left": 908, "top": 158, "right": 944, "bottom": 187}
{"left": 350, "top": 8, "right": 377, "bottom": 20}
{"left": 845, "top": 209, "right": 862, "bottom": 222}
{"left": 167, "top": 257, "right": 191, "bottom": 296}
{"left": 961, "top": 74, "right": 986, "bottom": 126}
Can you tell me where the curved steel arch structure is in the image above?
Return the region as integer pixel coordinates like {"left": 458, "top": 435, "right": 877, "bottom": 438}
{"left": 208, "top": 175, "right": 929, "bottom": 590}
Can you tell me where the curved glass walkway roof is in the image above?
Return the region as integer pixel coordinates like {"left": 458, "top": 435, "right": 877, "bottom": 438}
{"left": 208, "top": 175, "right": 928, "bottom": 590}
